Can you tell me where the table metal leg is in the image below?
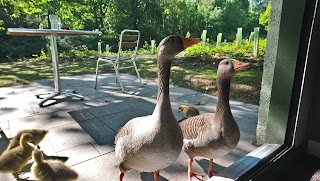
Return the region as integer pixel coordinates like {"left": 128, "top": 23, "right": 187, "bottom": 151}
{"left": 50, "top": 35, "right": 61, "bottom": 94}
{"left": 37, "top": 35, "right": 85, "bottom": 107}
{"left": 38, "top": 92, "right": 60, "bottom": 107}
{"left": 62, "top": 90, "right": 85, "bottom": 100}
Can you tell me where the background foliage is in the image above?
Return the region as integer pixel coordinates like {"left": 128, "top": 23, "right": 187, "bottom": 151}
{"left": 0, "top": 0, "right": 269, "bottom": 60}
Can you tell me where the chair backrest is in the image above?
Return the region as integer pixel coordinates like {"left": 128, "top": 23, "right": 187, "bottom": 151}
{"left": 117, "top": 29, "right": 140, "bottom": 59}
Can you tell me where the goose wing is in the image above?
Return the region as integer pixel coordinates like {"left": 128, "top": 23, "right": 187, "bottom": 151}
{"left": 115, "top": 115, "right": 151, "bottom": 143}
{"left": 179, "top": 113, "right": 213, "bottom": 140}
{"left": 180, "top": 113, "right": 223, "bottom": 148}
{"left": 114, "top": 115, "right": 154, "bottom": 167}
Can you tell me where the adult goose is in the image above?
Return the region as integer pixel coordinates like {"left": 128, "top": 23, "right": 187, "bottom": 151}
{"left": 179, "top": 59, "right": 249, "bottom": 181}
{"left": 115, "top": 35, "right": 201, "bottom": 181}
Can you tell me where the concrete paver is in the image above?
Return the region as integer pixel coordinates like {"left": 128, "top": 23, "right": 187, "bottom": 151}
{"left": 0, "top": 73, "right": 259, "bottom": 180}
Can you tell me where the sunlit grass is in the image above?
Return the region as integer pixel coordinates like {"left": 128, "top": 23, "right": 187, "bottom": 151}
{"left": 0, "top": 56, "right": 262, "bottom": 104}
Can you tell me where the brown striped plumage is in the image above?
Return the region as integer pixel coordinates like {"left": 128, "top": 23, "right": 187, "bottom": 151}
{"left": 179, "top": 113, "right": 208, "bottom": 139}
{"left": 179, "top": 59, "right": 250, "bottom": 180}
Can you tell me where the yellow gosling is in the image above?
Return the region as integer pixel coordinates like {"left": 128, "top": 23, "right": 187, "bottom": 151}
{"left": 0, "top": 133, "right": 35, "bottom": 173}
{"left": 178, "top": 105, "right": 200, "bottom": 122}
{"left": 31, "top": 149, "right": 78, "bottom": 181}
{"left": 6, "top": 128, "right": 48, "bottom": 151}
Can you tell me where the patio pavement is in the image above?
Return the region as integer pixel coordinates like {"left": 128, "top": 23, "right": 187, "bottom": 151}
{"left": 0, "top": 73, "right": 259, "bottom": 181}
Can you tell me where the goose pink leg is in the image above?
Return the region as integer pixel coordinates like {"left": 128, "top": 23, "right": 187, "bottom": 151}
{"left": 188, "top": 158, "right": 204, "bottom": 181}
{"left": 119, "top": 171, "right": 124, "bottom": 181}
{"left": 208, "top": 159, "right": 216, "bottom": 177}
{"left": 154, "top": 170, "right": 160, "bottom": 181}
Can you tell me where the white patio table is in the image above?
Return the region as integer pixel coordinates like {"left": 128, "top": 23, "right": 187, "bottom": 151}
{"left": 6, "top": 28, "right": 102, "bottom": 107}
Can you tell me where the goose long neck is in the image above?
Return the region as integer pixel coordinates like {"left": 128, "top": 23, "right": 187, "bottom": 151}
{"left": 157, "top": 60, "right": 171, "bottom": 102}
{"left": 153, "top": 59, "right": 173, "bottom": 118}
{"left": 215, "top": 75, "right": 231, "bottom": 116}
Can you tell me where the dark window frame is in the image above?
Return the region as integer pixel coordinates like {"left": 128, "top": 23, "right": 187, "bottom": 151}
{"left": 211, "top": 0, "right": 320, "bottom": 180}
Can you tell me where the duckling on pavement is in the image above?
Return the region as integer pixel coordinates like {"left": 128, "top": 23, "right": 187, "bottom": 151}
{"left": 0, "top": 133, "right": 35, "bottom": 173}
{"left": 31, "top": 149, "right": 78, "bottom": 181}
{"left": 6, "top": 128, "right": 48, "bottom": 151}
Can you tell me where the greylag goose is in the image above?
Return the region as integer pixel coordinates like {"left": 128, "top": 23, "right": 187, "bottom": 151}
{"left": 0, "top": 133, "right": 35, "bottom": 173}
{"left": 178, "top": 104, "right": 200, "bottom": 122}
{"left": 31, "top": 149, "right": 78, "bottom": 181}
{"left": 179, "top": 59, "right": 249, "bottom": 181}
{"left": 6, "top": 128, "right": 48, "bottom": 151}
{"left": 115, "top": 35, "right": 201, "bottom": 181}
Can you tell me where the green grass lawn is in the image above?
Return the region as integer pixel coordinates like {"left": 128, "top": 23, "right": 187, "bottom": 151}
{"left": 0, "top": 57, "right": 97, "bottom": 87}
{"left": 0, "top": 55, "right": 262, "bottom": 104}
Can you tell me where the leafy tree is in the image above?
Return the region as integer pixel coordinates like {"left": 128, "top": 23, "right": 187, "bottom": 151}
{"left": 259, "top": 1, "right": 271, "bottom": 31}
{"left": 218, "top": 0, "right": 249, "bottom": 40}
{"left": 0, "top": 0, "right": 266, "bottom": 59}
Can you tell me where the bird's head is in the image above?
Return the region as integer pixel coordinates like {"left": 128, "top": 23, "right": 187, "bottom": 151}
{"left": 20, "top": 133, "right": 35, "bottom": 144}
{"left": 32, "top": 149, "right": 44, "bottom": 163}
{"left": 217, "top": 59, "right": 250, "bottom": 79}
{"left": 36, "top": 129, "right": 49, "bottom": 141}
{"left": 157, "top": 35, "right": 201, "bottom": 61}
{"left": 178, "top": 105, "right": 188, "bottom": 113}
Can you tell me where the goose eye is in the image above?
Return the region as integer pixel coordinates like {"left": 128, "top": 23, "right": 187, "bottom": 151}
{"left": 169, "top": 37, "right": 174, "bottom": 42}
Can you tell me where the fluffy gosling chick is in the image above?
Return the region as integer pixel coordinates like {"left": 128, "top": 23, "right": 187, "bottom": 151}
{"left": 6, "top": 128, "right": 48, "bottom": 151}
{"left": 31, "top": 149, "right": 78, "bottom": 181}
{"left": 178, "top": 104, "right": 200, "bottom": 122}
{"left": 0, "top": 133, "right": 35, "bottom": 173}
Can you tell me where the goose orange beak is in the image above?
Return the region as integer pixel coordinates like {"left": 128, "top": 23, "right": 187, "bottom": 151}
{"left": 181, "top": 37, "right": 202, "bottom": 49}
{"left": 233, "top": 60, "right": 250, "bottom": 72}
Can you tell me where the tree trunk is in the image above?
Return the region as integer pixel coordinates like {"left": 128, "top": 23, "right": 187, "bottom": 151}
{"left": 131, "top": 0, "right": 139, "bottom": 29}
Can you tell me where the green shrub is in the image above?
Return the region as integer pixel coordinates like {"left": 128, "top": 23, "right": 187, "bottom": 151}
{"left": 185, "top": 38, "right": 266, "bottom": 61}
{"left": 258, "top": 38, "right": 267, "bottom": 59}
{"left": 60, "top": 45, "right": 97, "bottom": 58}
{"left": 184, "top": 43, "right": 215, "bottom": 60}
{"left": 138, "top": 41, "right": 154, "bottom": 54}
{"left": 0, "top": 35, "right": 47, "bottom": 60}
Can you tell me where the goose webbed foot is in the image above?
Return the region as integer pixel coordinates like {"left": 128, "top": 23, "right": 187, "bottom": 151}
{"left": 13, "top": 172, "right": 29, "bottom": 181}
{"left": 189, "top": 172, "right": 204, "bottom": 181}
{"left": 188, "top": 158, "right": 204, "bottom": 181}
{"left": 208, "top": 170, "right": 216, "bottom": 178}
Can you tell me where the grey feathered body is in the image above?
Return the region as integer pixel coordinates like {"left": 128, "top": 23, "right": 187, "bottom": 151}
{"left": 115, "top": 103, "right": 183, "bottom": 172}
{"left": 179, "top": 112, "right": 240, "bottom": 159}
{"left": 179, "top": 60, "right": 241, "bottom": 160}
{"left": 114, "top": 37, "right": 185, "bottom": 172}
{"left": 113, "top": 35, "right": 202, "bottom": 174}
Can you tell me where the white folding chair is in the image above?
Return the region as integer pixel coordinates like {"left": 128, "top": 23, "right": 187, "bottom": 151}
{"left": 95, "top": 29, "right": 142, "bottom": 92}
